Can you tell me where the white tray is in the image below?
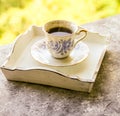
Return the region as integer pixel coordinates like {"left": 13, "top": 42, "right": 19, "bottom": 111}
{"left": 0, "top": 25, "right": 107, "bottom": 92}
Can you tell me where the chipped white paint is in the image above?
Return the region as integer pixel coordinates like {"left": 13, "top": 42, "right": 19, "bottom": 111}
{"left": 0, "top": 25, "right": 107, "bottom": 92}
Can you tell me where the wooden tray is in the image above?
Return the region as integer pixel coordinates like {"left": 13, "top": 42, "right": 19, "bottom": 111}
{"left": 0, "top": 25, "right": 107, "bottom": 92}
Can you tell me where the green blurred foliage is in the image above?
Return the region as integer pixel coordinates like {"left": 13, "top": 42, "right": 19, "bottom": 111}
{"left": 0, "top": 0, "right": 120, "bottom": 44}
{"left": 0, "top": 0, "right": 31, "bottom": 11}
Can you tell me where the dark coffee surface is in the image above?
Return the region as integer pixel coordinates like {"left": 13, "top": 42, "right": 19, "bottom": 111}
{"left": 48, "top": 27, "right": 72, "bottom": 36}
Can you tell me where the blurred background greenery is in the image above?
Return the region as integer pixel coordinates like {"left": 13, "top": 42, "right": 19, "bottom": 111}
{"left": 0, "top": 0, "right": 120, "bottom": 45}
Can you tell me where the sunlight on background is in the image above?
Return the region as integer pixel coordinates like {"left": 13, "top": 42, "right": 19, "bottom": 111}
{"left": 0, "top": 0, "right": 120, "bottom": 45}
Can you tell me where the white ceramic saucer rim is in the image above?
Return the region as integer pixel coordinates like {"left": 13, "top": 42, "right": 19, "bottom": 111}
{"left": 31, "top": 39, "right": 89, "bottom": 67}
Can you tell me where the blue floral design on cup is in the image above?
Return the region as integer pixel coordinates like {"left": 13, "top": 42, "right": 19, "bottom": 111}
{"left": 48, "top": 38, "right": 74, "bottom": 56}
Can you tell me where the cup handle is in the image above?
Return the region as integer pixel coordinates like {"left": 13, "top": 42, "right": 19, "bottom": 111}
{"left": 74, "top": 29, "right": 87, "bottom": 46}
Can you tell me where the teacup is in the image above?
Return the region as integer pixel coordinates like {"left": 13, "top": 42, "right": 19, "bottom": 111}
{"left": 43, "top": 20, "right": 87, "bottom": 58}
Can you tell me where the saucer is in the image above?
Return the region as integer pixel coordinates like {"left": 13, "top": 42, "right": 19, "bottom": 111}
{"left": 31, "top": 39, "right": 89, "bottom": 66}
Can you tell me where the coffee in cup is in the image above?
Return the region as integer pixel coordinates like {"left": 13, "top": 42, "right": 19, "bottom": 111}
{"left": 43, "top": 20, "right": 87, "bottom": 59}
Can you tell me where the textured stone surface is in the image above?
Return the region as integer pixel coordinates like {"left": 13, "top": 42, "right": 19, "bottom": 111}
{"left": 0, "top": 15, "right": 120, "bottom": 116}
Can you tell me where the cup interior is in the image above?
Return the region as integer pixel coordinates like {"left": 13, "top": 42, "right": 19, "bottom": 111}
{"left": 44, "top": 20, "right": 77, "bottom": 34}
